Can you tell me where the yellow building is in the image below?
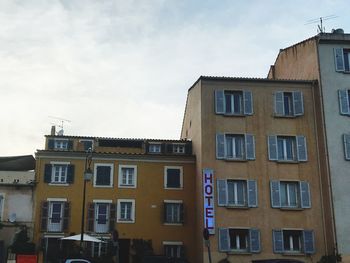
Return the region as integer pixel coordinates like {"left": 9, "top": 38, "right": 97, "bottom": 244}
{"left": 181, "top": 76, "right": 328, "bottom": 263}
{"left": 34, "top": 133, "right": 196, "bottom": 262}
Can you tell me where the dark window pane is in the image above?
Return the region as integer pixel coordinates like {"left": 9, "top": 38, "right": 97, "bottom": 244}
{"left": 96, "top": 166, "right": 111, "bottom": 186}
{"left": 167, "top": 169, "right": 180, "bottom": 188}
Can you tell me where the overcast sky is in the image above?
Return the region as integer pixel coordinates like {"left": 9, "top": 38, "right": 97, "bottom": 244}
{"left": 0, "top": 0, "right": 349, "bottom": 156}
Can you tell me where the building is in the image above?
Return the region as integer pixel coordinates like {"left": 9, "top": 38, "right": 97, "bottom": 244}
{"left": 0, "top": 155, "right": 36, "bottom": 263}
{"left": 268, "top": 30, "right": 350, "bottom": 261}
{"left": 33, "top": 132, "right": 197, "bottom": 262}
{"left": 181, "top": 76, "right": 328, "bottom": 263}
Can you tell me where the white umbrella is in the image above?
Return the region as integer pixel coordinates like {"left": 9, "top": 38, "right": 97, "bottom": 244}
{"left": 61, "top": 233, "right": 105, "bottom": 243}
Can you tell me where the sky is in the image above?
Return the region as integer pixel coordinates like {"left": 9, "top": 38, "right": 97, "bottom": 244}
{"left": 0, "top": 0, "right": 349, "bottom": 156}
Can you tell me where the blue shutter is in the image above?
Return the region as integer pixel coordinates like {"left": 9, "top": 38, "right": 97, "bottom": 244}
{"left": 275, "top": 92, "right": 284, "bottom": 115}
{"left": 297, "top": 136, "right": 307, "bottom": 161}
{"left": 215, "top": 90, "right": 225, "bottom": 114}
{"left": 300, "top": 181, "right": 311, "bottom": 208}
{"left": 249, "top": 228, "right": 261, "bottom": 253}
{"left": 338, "top": 89, "right": 350, "bottom": 115}
{"left": 68, "top": 140, "right": 73, "bottom": 150}
{"left": 247, "top": 180, "right": 258, "bottom": 207}
{"left": 245, "top": 134, "right": 255, "bottom": 160}
{"left": 293, "top": 91, "right": 304, "bottom": 116}
{"left": 243, "top": 91, "right": 253, "bottom": 115}
{"left": 303, "top": 230, "right": 315, "bottom": 254}
{"left": 216, "top": 133, "right": 225, "bottom": 159}
{"left": 67, "top": 165, "right": 75, "bottom": 184}
{"left": 44, "top": 164, "right": 52, "bottom": 183}
{"left": 270, "top": 180, "right": 281, "bottom": 208}
{"left": 334, "top": 48, "right": 345, "bottom": 72}
{"left": 273, "top": 230, "right": 284, "bottom": 253}
{"left": 217, "top": 179, "right": 227, "bottom": 206}
{"left": 48, "top": 139, "right": 54, "bottom": 150}
{"left": 343, "top": 134, "right": 350, "bottom": 160}
{"left": 218, "top": 228, "right": 230, "bottom": 252}
{"left": 268, "top": 135, "right": 278, "bottom": 161}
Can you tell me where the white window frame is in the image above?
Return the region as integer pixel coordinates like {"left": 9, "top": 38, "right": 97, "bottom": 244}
{"left": 164, "top": 166, "right": 183, "bottom": 190}
{"left": 224, "top": 90, "right": 243, "bottom": 115}
{"left": 47, "top": 201, "right": 64, "bottom": 232}
{"left": 173, "top": 144, "right": 185, "bottom": 154}
{"left": 227, "top": 180, "right": 247, "bottom": 207}
{"left": 282, "top": 229, "right": 302, "bottom": 253}
{"left": 93, "top": 163, "right": 114, "bottom": 188}
{"left": 92, "top": 241, "right": 109, "bottom": 257}
{"left": 149, "top": 143, "right": 161, "bottom": 153}
{"left": 225, "top": 134, "right": 245, "bottom": 160}
{"left": 280, "top": 181, "right": 299, "bottom": 208}
{"left": 118, "top": 165, "right": 137, "bottom": 188}
{"left": 228, "top": 228, "right": 249, "bottom": 252}
{"left": 164, "top": 200, "right": 183, "bottom": 225}
{"left": 54, "top": 139, "right": 69, "bottom": 150}
{"left": 163, "top": 241, "right": 184, "bottom": 258}
{"left": 117, "top": 199, "right": 135, "bottom": 223}
{"left": 0, "top": 194, "right": 4, "bottom": 221}
{"left": 277, "top": 136, "right": 296, "bottom": 161}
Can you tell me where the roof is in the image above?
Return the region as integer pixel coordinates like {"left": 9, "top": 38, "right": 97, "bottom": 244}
{"left": 0, "top": 155, "right": 35, "bottom": 171}
{"left": 45, "top": 135, "right": 190, "bottom": 142}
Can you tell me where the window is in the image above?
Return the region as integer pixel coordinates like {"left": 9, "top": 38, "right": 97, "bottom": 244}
{"left": 173, "top": 144, "right": 185, "bottom": 154}
{"left": 270, "top": 180, "right": 311, "bottom": 209}
{"left": 273, "top": 229, "right": 315, "bottom": 254}
{"left": 219, "top": 228, "right": 260, "bottom": 253}
{"left": 95, "top": 203, "right": 110, "bottom": 233}
{"left": 80, "top": 139, "right": 93, "bottom": 151}
{"left": 215, "top": 90, "right": 253, "bottom": 115}
{"left": 274, "top": 91, "right": 304, "bottom": 116}
{"left": 268, "top": 135, "right": 307, "bottom": 162}
{"left": 149, "top": 144, "right": 161, "bottom": 153}
{"left": 216, "top": 133, "right": 255, "bottom": 160}
{"left": 47, "top": 138, "right": 73, "bottom": 150}
{"left": 118, "top": 165, "right": 137, "bottom": 188}
{"left": 338, "top": 89, "right": 350, "bottom": 115}
{"left": 163, "top": 242, "right": 184, "bottom": 259}
{"left": 0, "top": 195, "right": 4, "bottom": 221}
{"left": 334, "top": 48, "right": 350, "bottom": 72}
{"left": 117, "top": 199, "right": 135, "bottom": 223}
{"left": 164, "top": 167, "right": 183, "bottom": 189}
{"left": 94, "top": 164, "right": 113, "bottom": 187}
{"left": 164, "top": 201, "right": 184, "bottom": 224}
{"left": 217, "top": 179, "right": 257, "bottom": 208}
{"left": 41, "top": 200, "right": 70, "bottom": 233}
{"left": 87, "top": 201, "right": 115, "bottom": 233}
{"left": 44, "top": 163, "right": 74, "bottom": 184}
{"left": 91, "top": 242, "right": 108, "bottom": 257}
{"left": 343, "top": 134, "right": 350, "bottom": 160}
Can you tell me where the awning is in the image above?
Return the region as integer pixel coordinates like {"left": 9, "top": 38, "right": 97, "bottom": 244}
{"left": 61, "top": 234, "right": 105, "bottom": 243}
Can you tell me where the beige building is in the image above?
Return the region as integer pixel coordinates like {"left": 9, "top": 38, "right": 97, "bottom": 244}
{"left": 181, "top": 76, "right": 328, "bottom": 263}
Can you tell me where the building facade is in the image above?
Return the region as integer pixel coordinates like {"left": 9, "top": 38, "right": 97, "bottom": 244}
{"left": 268, "top": 30, "right": 350, "bottom": 261}
{"left": 181, "top": 76, "right": 328, "bottom": 263}
{"left": 0, "top": 155, "right": 36, "bottom": 263}
{"left": 34, "top": 134, "right": 197, "bottom": 263}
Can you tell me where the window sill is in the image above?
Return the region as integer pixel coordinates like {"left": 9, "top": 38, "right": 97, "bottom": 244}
{"left": 226, "top": 205, "right": 249, "bottom": 209}
{"left": 282, "top": 252, "right": 304, "bottom": 256}
{"left": 273, "top": 114, "right": 298, "bottom": 118}
{"left": 280, "top": 207, "right": 304, "bottom": 211}
{"left": 227, "top": 250, "right": 251, "bottom": 255}
{"left": 164, "top": 187, "right": 183, "bottom": 190}
{"left": 224, "top": 158, "right": 248, "bottom": 162}
{"left": 164, "top": 223, "right": 183, "bottom": 226}
{"left": 93, "top": 185, "right": 114, "bottom": 188}
{"left": 222, "top": 113, "right": 246, "bottom": 117}
{"left": 117, "top": 219, "right": 135, "bottom": 224}
{"left": 118, "top": 185, "right": 136, "bottom": 188}
{"left": 48, "top": 183, "right": 69, "bottom": 186}
{"left": 276, "top": 160, "right": 299, "bottom": 164}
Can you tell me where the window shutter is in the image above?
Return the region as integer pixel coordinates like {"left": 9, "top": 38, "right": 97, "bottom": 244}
{"left": 185, "top": 143, "right": 192, "bottom": 155}
{"left": 297, "top": 136, "right": 308, "bottom": 161}
{"left": 293, "top": 91, "right": 304, "bottom": 116}
{"left": 270, "top": 180, "right": 281, "bottom": 208}
{"left": 338, "top": 89, "right": 350, "bottom": 115}
{"left": 68, "top": 140, "right": 73, "bottom": 150}
{"left": 216, "top": 133, "right": 225, "bottom": 159}
{"left": 109, "top": 203, "right": 116, "bottom": 231}
{"left": 268, "top": 135, "right": 278, "bottom": 161}
{"left": 247, "top": 180, "right": 258, "bottom": 207}
{"left": 275, "top": 92, "right": 284, "bottom": 115}
{"left": 48, "top": 139, "right": 54, "bottom": 150}
{"left": 273, "top": 229, "right": 284, "bottom": 253}
{"left": 218, "top": 228, "right": 230, "bottom": 252}
{"left": 217, "top": 179, "right": 227, "bottom": 206}
{"left": 67, "top": 165, "right": 75, "bottom": 184}
{"left": 343, "top": 134, "right": 350, "bottom": 160}
{"left": 243, "top": 91, "right": 253, "bottom": 115}
{"left": 334, "top": 48, "right": 345, "bottom": 72}
{"left": 44, "top": 164, "right": 52, "bottom": 183}
{"left": 215, "top": 90, "right": 225, "bottom": 114}
{"left": 249, "top": 228, "right": 261, "bottom": 253}
{"left": 40, "top": 201, "right": 49, "bottom": 232}
{"left": 166, "top": 144, "right": 173, "bottom": 154}
{"left": 180, "top": 203, "right": 184, "bottom": 224}
{"left": 163, "top": 202, "right": 167, "bottom": 223}
{"left": 303, "top": 230, "right": 315, "bottom": 254}
{"left": 87, "top": 203, "right": 95, "bottom": 232}
{"left": 63, "top": 202, "right": 70, "bottom": 232}
{"left": 245, "top": 134, "right": 255, "bottom": 160}
{"left": 300, "top": 181, "right": 311, "bottom": 208}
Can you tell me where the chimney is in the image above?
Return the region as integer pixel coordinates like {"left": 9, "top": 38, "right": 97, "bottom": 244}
{"left": 51, "top": 126, "right": 56, "bottom": 136}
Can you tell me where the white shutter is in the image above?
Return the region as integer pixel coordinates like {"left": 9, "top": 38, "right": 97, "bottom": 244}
{"left": 216, "top": 133, "right": 226, "bottom": 159}
{"left": 275, "top": 92, "right": 284, "bottom": 115}
{"left": 219, "top": 228, "right": 230, "bottom": 252}
{"left": 243, "top": 91, "right": 253, "bottom": 115}
{"left": 343, "top": 134, "right": 350, "bottom": 160}
{"left": 334, "top": 48, "right": 345, "bottom": 72}
{"left": 338, "top": 89, "right": 350, "bottom": 115}
{"left": 296, "top": 136, "right": 308, "bottom": 162}
{"left": 268, "top": 135, "right": 278, "bottom": 161}
{"left": 215, "top": 90, "right": 225, "bottom": 114}
{"left": 217, "top": 179, "right": 227, "bottom": 206}
{"left": 293, "top": 91, "right": 304, "bottom": 116}
{"left": 245, "top": 134, "right": 255, "bottom": 160}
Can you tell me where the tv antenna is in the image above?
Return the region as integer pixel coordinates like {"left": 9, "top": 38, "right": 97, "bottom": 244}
{"left": 49, "top": 116, "right": 72, "bottom": 135}
{"left": 305, "top": 15, "right": 338, "bottom": 33}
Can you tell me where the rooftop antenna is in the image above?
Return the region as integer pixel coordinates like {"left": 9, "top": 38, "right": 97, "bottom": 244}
{"left": 48, "top": 116, "right": 72, "bottom": 135}
{"left": 305, "top": 15, "right": 338, "bottom": 33}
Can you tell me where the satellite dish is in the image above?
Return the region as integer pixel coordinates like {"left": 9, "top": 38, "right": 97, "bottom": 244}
{"left": 57, "top": 129, "right": 64, "bottom": 136}
{"left": 9, "top": 213, "right": 16, "bottom": 223}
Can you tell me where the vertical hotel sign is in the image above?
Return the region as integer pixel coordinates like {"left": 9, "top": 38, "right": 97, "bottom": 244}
{"left": 203, "top": 168, "right": 215, "bottom": 234}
